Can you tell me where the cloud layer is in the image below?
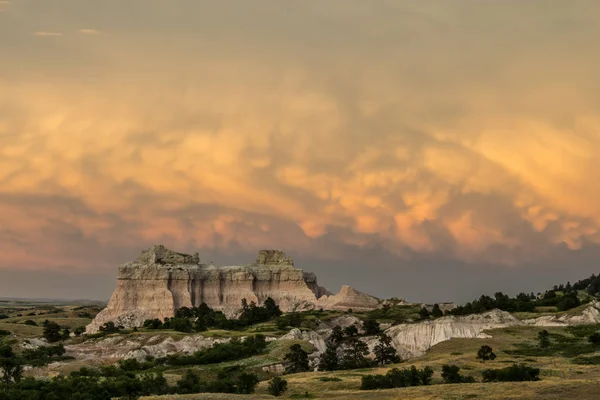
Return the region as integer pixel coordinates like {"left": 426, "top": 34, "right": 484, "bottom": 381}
{"left": 1, "top": 1, "right": 600, "bottom": 300}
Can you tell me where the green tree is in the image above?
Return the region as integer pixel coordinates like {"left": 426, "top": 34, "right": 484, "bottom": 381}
{"left": 263, "top": 297, "right": 282, "bottom": 318}
{"left": 288, "top": 312, "right": 302, "bottom": 328}
{"left": 340, "top": 338, "right": 371, "bottom": 369}
{"left": 441, "top": 364, "right": 475, "bottom": 384}
{"left": 431, "top": 304, "right": 444, "bottom": 318}
{"left": 538, "top": 330, "right": 550, "bottom": 348}
{"left": 419, "top": 307, "right": 430, "bottom": 319}
{"left": 284, "top": 344, "right": 310, "bottom": 373}
{"left": 267, "top": 376, "right": 288, "bottom": 397}
{"left": 363, "top": 319, "right": 381, "bottom": 335}
{"left": 170, "top": 318, "right": 193, "bottom": 333}
{"left": 42, "top": 321, "right": 63, "bottom": 343}
{"left": 343, "top": 324, "right": 359, "bottom": 337}
{"left": 74, "top": 326, "right": 86, "bottom": 337}
{"left": 236, "top": 372, "right": 259, "bottom": 394}
{"left": 588, "top": 332, "right": 600, "bottom": 344}
{"left": 374, "top": 334, "right": 400, "bottom": 365}
{"left": 276, "top": 316, "right": 288, "bottom": 330}
{"left": 318, "top": 342, "right": 340, "bottom": 371}
{"left": 0, "top": 345, "right": 23, "bottom": 385}
{"left": 477, "top": 345, "right": 497, "bottom": 362}
{"left": 329, "top": 326, "right": 344, "bottom": 344}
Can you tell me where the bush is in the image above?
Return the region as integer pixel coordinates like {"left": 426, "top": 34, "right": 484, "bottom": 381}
{"left": 23, "top": 320, "right": 37, "bottom": 326}
{"left": 318, "top": 377, "right": 342, "bottom": 382}
{"left": 588, "top": 332, "right": 600, "bottom": 344}
{"left": 268, "top": 376, "right": 288, "bottom": 397}
{"left": 42, "top": 321, "right": 63, "bottom": 343}
{"left": 538, "top": 330, "right": 550, "bottom": 348}
{"left": 441, "top": 364, "right": 475, "bottom": 384}
{"left": 284, "top": 344, "right": 310, "bottom": 373}
{"left": 166, "top": 335, "right": 267, "bottom": 366}
{"left": 477, "top": 345, "right": 497, "bottom": 361}
{"left": 0, "top": 329, "right": 10, "bottom": 337}
{"left": 0, "top": 314, "right": 9, "bottom": 320}
{"left": 482, "top": 363, "right": 540, "bottom": 382}
{"left": 363, "top": 319, "right": 381, "bottom": 335}
{"left": 360, "top": 366, "right": 434, "bottom": 390}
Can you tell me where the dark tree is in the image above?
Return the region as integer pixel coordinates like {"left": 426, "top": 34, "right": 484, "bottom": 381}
{"left": 267, "top": 376, "right": 288, "bottom": 397}
{"left": 236, "top": 372, "right": 259, "bottom": 394}
{"left": 431, "top": 304, "right": 444, "bottom": 318}
{"left": 276, "top": 316, "right": 289, "bottom": 330}
{"left": 288, "top": 312, "right": 302, "bottom": 328}
{"left": 330, "top": 326, "right": 344, "bottom": 344}
{"left": 340, "top": 338, "right": 371, "bottom": 369}
{"left": 42, "top": 321, "right": 63, "bottom": 343}
{"left": 74, "top": 326, "right": 86, "bottom": 337}
{"left": 374, "top": 334, "right": 400, "bottom": 366}
{"left": 23, "top": 320, "right": 37, "bottom": 326}
{"left": 419, "top": 307, "right": 430, "bottom": 319}
{"left": 477, "top": 345, "right": 497, "bottom": 362}
{"left": 99, "top": 321, "right": 119, "bottom": 334}
{"left": 0, "top": 345, "right": 23, "bottom": 385}
{"left": 363, "top": 319, "right": 382, "bottom": 335}
{"left": 382, "top": 303, "right": 391, "bottom": 315}
{"left": 588, "top": 332, "right": 600, "bottom": 344}
{"left": 318, "top": 342, "right": 340, "bottom": 371}
{"left": 343, "top": 324, "right": 359, "bottom": 337}
{"left": 538, "top": 330, "right": 550, "bottom": 348}
{"left": 171, "top": 318, "right": 193, "bottom": 333}
{"left": 284, "top": 344, "right": 310, "bottom": 373}
{"left": 263, "top": 297, "right": 282, "bottom": 318}
{"left": 441, "top": 364, "right": 474, "bottom": 384}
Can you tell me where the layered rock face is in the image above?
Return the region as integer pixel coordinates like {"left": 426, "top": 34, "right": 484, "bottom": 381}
{"left": 88, "top": 245, "right": 378, "bottom": 333}
{"left": 383, "top": 309, "right": 523, "bottom": 358}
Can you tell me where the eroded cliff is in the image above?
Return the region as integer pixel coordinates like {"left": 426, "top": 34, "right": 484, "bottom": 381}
{"left": 87, "top": 245, "right": 378, "bottom": 332}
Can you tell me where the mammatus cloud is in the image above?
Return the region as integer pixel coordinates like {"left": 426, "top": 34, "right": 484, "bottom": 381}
{"left": 1, "top": 0, "right": 600, "bottom": 280}
{"left": 33, "top": 31, "right": 63, "bottom": 37}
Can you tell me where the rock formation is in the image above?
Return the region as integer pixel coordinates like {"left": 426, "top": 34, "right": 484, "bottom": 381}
{"left": 524, "top": 301, "right": 600, "bottom": 326}
{"left": 87, "top": 245, "right": 379, "bottom": 333}
{"left": 381, "top": 309, "right": 523, "bottom": 358}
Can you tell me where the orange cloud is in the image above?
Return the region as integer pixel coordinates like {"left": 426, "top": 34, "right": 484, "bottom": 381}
{"left": 2, "top": 1, "right": 600, "bottom": 272}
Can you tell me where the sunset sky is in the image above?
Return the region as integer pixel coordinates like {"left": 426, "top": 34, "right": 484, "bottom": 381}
{"left": 2, "top": 0, "right": 600, "bottom": 302}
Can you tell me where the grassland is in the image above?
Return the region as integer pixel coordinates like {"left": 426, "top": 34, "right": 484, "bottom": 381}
{"left": 3, "top": 300, "right": 600, "bottom": 399}
{"left": 140, "top": 324, "right": 600, "bottom": 400}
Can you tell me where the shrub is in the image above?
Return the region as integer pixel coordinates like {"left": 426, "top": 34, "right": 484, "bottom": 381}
{"left": 23, "top": 320, "right": 37, "bottom": 326}
{"left": 363, "top": 319, "right": 381, "bottom": 335}
{"left": 588, "top": 332, "right": 600, "bottom": 344}
{"left": 361, "top": 366, "right": 434, "bottom": 390}
{"left": 318, "top": 377, "right": 342, "bottom": 382}
{"left": 0, "top": 314, "right": 9, "bottom": 320}
{"left": 538, "top": 330, "right": 550, "bottom": 348}
{"left": 482, "top": 363, "right": 540, "bottom": 382}
{"left": 477, "top": 345, "right": 497, "bottom": 361}
{"left": 268, "top": 376, "right": 288, "bottom": 397}
{"left": 0, "top": 330, "right": 10, "bottom": 337}
{"left": 284, "top": 344, "right": 310, "bottom": 373}
{"left": 42, "top": 321, "right": 63, "bottom": 343}
{"left": 441, "top": 364, "right": 475, "bottom": 384}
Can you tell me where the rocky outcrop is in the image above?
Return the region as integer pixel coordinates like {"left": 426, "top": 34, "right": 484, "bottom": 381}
{"left": 87, "top": 245, "right": 379, "bottom": 333}
{"left": 317, "top": 285, "right": 380, "bottom": 312}
{"left": 383, "top": 309, "right": 523, "bottom": 358}
{"left": 524, "top": 301, "right": 600, "bottom": 326}
{"left": 280, "top": 328, "right": 327, "bottom": 353}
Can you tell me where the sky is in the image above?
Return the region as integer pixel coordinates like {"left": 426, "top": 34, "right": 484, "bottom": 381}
{"left": 2, "top": 0, "right": 600, "bottom": 303}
